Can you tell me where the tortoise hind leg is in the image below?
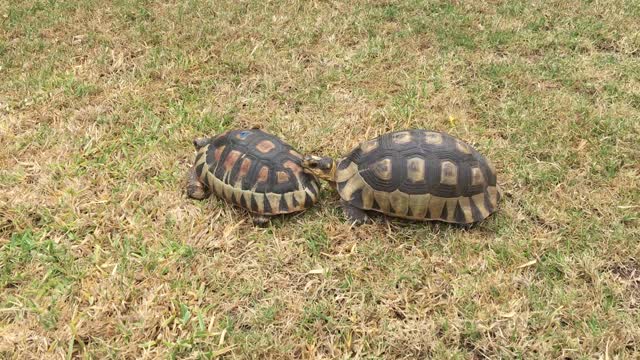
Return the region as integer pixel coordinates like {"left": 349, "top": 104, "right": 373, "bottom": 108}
{"left": 341, "top": 200, "right": 370, "bottom": 225}
{"left": 458, "top": 221, "right": 476, "bottom": 231}
{"left": 186, "top": 165, "right": 210, "bottom": 200}
{"left": 252, "top": 214, "right": 271, "bottom": 227}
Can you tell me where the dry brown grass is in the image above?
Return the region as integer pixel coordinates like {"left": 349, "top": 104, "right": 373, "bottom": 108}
{"left": 1, "top": 0, "right": 639, "bottom": 358}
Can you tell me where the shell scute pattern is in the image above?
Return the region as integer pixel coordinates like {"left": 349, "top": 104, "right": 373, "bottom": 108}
{"left": 336, "top": 129, "right": 500, "bottom": 224}
{"left": 196, "top": 129, "right": 319, "bottom": 215}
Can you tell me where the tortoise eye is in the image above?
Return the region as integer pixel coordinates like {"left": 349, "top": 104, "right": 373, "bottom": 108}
{"left": 237, "top": 131, "right": 251, "bottom": 139}
{"left": 302, "top": 156, "right": 316, "bottom": 167}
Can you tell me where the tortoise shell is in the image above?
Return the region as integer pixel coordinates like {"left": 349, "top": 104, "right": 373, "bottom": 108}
{"left": 335, "top": 129, "right": 500, "bottom": 224}
{"left": 194, "top": 129, "right": 320, "bottom": 215}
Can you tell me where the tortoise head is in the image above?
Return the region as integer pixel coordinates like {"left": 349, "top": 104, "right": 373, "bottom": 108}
{"left": 302, "top": 155, "right": 336, "bottom": 182}
{"left": 193, "top": 137, "right": 212, "bottom": 150}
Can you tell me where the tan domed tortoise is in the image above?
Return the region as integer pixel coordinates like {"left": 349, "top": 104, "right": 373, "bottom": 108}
{"left": 301, "top": 129, "right": 500, "bottom": 225}
{"left": 187, "top": 129, "right": 320, "bottom": 225}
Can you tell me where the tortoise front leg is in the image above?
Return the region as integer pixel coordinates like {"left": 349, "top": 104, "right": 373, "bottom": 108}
{"left": 186, "top": 165, "right": 210, "bottom": 200}
{"left": 340, "top": 200, "right": 370, "bottom": 225}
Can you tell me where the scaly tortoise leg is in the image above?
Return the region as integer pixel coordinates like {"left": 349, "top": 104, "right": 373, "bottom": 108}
{"left": 252, "top": 214, "right": 271, "bottom": 227}
{"left": 186, "top": 165, "right": 210, "bottom": 200}
{"left": 340, "top": 199, "right": 370, "bottom": 225}
{"left": 459, "top": 222, "right": 475, "bottom": 231}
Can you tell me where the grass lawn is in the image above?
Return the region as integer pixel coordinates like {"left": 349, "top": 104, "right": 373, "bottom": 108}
{"left": 1, "top": 0, "right": 639, "bottom": 358}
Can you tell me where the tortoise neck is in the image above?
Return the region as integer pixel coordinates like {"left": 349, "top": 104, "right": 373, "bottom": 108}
{"left": 329, "top": 159, "right": 337, "bottom": 184}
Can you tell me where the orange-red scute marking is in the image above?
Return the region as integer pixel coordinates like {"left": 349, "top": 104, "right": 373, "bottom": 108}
{"left": 223, "top": 150, "right": 242, "bottom": 171}
{"left": 214, "top": 145, "right": 226, "bottom": 161}
{"left": 256, "top": 140, "right": 276, "bottom": 153}
{"left": 237, "top": 158, "right": 252, "bottom": 178}
{"left": 277, "top": 171, "right": 290, "bottom": 184}
{"left": 257, "top": 166, "right": 269, "bottom": 183}
{"left": 283, "top": 160, "right": 302, "bottom": 174}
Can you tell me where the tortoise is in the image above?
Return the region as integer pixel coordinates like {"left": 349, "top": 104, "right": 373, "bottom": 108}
{"left": 301, "top": 129, "right": 500, "bottom": 225}
{"left": 187, "top": 128, "right": 320, "bottom": 225}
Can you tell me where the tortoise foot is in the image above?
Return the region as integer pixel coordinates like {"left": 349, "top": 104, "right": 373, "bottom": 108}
{"left": 186, "top": 166, "right": 210, "bottom": 200}
{"left": 252, "top": 214, "right": 271, "bottom": 227}
{"left": 341, "top": 200, "right": 370, "bottom": 226}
